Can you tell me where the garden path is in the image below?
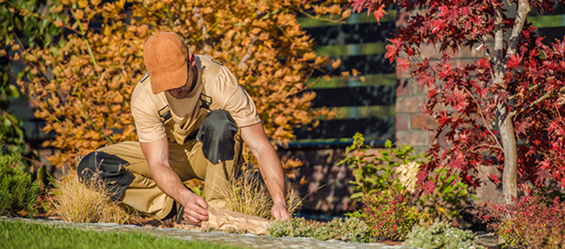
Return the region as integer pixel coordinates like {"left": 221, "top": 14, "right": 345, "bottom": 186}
{"left": 0, "top": 217, "right": 414, "bottom": 249}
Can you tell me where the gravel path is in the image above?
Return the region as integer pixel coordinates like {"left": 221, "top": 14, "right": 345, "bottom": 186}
{"left": 1, "top": 216, "right": 414, "bottom": 249}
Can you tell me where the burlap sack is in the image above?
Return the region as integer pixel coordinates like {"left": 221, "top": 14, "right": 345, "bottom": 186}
{"left": 202, "top": 206, "right": 272, "bottom": 235}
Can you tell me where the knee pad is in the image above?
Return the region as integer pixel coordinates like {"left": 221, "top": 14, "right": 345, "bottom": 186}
{"left": 197, "top": 110, "right": 239, "bottom": 163}
{"left": 77, "top": 151, "right": 134, "bottom": 200}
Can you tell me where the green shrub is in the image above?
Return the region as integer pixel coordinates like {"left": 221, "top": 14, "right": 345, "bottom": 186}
{"left": 402, "top": 221, "right": 484, "bottom": 249}
{"left": 0, "top": 143, "right": 40, "bottom": 216}
{"left": 346, "top": 192, "right": 428, "bottom": 241}
{"left": 267, "top": 217, "right": 374, "bottom": 243}
{"left": 341, "top": 133, "right": 473, "bottom": 222}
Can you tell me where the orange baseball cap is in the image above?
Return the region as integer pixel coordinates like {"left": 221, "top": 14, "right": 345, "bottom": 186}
{"left": 143, "top": 32, "right": 189, "bottom": 94}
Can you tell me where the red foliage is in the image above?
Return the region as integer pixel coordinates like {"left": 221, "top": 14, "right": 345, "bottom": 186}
{"left": 352, "top": 0, "right": 565, "bottom": 192}
{"left": 478, "top": 195, "right": 565, "bottom": 248}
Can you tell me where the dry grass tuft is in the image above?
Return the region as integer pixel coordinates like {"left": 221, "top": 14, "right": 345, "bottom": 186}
{"left": 50, "top": 170, "right": 138, "bottom": 224}
{"left": 223, "top": 172, "right": 303, "bottom": 220}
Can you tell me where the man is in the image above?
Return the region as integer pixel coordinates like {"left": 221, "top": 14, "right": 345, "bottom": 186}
{"left": 77, "top": 32, "right": 289, "bottom": 224}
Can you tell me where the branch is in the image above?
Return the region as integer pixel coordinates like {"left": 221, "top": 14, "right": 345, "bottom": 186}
{"left": 513, "top": 86, "right": 565, "bottom": 119}
{"left": 70, "top": 9, "right": 98, "bottom": 69}
{"left": 507, "top": 0, "right": 531, "bottom": 58}
{"left": 77, "top": 91, "right": 116, "bottom": 145}
{"left": 464, "top": 88, "right": 503, "bottom": 149}
{"left": 294, "top": 8, "right": 346, "bottom": 24}
{"left": 470, "top": 143, "right": 502, "bottom": 154}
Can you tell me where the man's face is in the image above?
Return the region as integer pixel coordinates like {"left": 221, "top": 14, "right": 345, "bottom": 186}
{"left": 168, "top": 79, "right": 190, "bottom": 99}
{"left": 167, "top": 58, "right": 194, "bottom": 99}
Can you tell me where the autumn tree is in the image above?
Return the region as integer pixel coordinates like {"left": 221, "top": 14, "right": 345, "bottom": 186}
{"left": 351, "top": 0, "right": 565, "bottom": 203}
{"left": 0, "top": 0, "right": 67, "bottom": 167}
{"left": 11, "top": 0, "right": 349, "bottom": 169}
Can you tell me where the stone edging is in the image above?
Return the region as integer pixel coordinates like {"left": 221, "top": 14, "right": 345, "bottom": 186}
{"left": 1, "top": 216, "right": 415, "bottom": 249}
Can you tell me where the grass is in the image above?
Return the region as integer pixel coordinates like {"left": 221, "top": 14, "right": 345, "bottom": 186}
{"left": 0, "top": 220, "right": 246, "bottom": 249}
{"left": 50, "top": 170, "right": 138, "bottom": 224}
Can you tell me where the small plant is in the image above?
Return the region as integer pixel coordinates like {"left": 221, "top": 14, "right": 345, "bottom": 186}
{"left": 341, "top": 132, "right": 473, "bottom": 222}
{"left": 267, "top": 217, "right": 374, "bottom": 243}
{"left": 347, "top": 192, "right": 427, "bottom": 241}
{"left": 402, "top": 221, "right": 485, "bottom": 249}
{"left": 478, "top": 194, "right": 565, "bottom": 249}
{"left": 0, "top": 139, "right": 40, "bottom": 216}
{"left": 338, "top": 133, "right": 418, "bottom": 203}
{"left": 223, "top": 171, "right": 302, "bottom": 220}
{"left": 50, "top": 170, "right": 137, "bottom": 224}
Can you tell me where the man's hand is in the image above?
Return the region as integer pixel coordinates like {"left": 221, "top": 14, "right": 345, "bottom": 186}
{"left": 271, "top": 202, "right": 289, "bottom": 220}
{"left": 182, "top": 192, "right": 209, "bottom": 224}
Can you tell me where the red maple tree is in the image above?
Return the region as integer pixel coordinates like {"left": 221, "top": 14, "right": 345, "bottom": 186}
{"left": 350, "top": 0, "right": 565, "bottom": 203}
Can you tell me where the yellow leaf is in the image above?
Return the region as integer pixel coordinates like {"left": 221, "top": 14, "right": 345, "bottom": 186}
{"left": 90, "top": 0, "right": 101, "bottom": 6}
{"left": 74, "top": 9, "right": 84, "bottom": 20}
{"left": 302, "top": 52, "right": 316, "bottom": 61}
{"left": 12, "top": 53, "right": 20, "bottom": 61}
{"left": 78, "top": 0, "right": 88, "bottom": 8}
{"left": 54, "top": 20, "right": 63, "bottom": 27}
{"left": 331, "top": 58, "right": 341, "bottom": 69}
{"left": 352, "top": 68, "right": 360, "bottom": 77}
{"left": 342, "top": 9, "right": 351, "bottom": 19}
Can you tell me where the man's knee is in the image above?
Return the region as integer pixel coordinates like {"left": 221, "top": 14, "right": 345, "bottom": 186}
{"left": 77, "top": 151, "right": 134, "bottom": 200}
{"left": 197, "top": 110, "right": 239, "bottom": 163}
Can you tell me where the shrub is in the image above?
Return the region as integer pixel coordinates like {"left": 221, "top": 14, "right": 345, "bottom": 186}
{"left": 478, "top": 195, "right": 565, "bottom": 249}
{"left": 347, "top": 192, "right": 427, "bottom": 241}
{"left": 0, "top": 141, "right": 40, "bottom": 216}
{"left": 50, "top": 170, "right": 137, "bottom": 224}
{"left": 402, "top": 221, "right": 484, "bottom": 249}
{"left": 267, "top": 217, "right": 374, "bottom": 243}
{"left": 340, "top": 133, "right": 473, "bottom": 222}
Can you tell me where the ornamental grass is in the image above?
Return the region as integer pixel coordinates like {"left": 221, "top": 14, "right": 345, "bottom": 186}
{"left": 50, "top": 170, "right": 137, "bottom": 224}
{"left": 223, "top": 171, "right": 302, "bottom": 220}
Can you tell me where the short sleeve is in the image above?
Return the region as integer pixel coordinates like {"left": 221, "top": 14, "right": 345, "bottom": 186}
{"left": 210, "top": 66, "right": 261, "bottom": 127}
{"left": 131, "top": 84, "right": 167, "bottom": 142}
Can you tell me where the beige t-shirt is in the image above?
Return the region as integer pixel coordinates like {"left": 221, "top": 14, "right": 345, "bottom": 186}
{"left": 131, "top": 55, "right": 261, "bottom": 143}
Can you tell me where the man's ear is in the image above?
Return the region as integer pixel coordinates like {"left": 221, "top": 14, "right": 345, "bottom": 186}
{"left": 189, "top": 53, "right": 196, "bottom": 67}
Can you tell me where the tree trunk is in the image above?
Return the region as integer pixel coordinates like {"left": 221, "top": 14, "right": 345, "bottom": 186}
{"left": 493, "top": 0, "right": 530, "bottom": 203}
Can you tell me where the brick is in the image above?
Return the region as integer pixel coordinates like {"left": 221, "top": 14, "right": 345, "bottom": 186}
{"left": 396, "top": 96, "right": 425, "bottom": 113}
{"left": 396, "top": 130, "right": 428, "bottom": 147}
{"left": 396, "top": 79, "right": 410, "bottom": 96}
{"left": 411, "top": 114, "right": 438, "bottom": 129}
{"left": 411, "top": 81, "right": 433, "bottom": 96}
{"left": 396, "top": 114, "right": 409, "bottom": 130}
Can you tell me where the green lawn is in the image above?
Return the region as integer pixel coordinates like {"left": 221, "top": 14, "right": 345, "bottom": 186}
{"left": 0, "top": 220, "right": 246, "bottom": 249}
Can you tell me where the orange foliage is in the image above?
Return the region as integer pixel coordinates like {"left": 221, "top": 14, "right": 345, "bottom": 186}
{"left": 17, "top": 0, "right": 349, "bottom": 168}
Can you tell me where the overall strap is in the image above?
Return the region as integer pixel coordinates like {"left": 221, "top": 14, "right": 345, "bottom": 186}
{"left": 139, "top": 73, "right": 173, "bottom": 124}
{"left": 200, "top": 57, "right": 222, "bottom": 110}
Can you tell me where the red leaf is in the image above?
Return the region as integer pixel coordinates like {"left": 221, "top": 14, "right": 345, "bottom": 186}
{"left": 431, "top": 19, "right": 443, "bottom": 34}
{"left": 477, "top": 57, "right": 490, "bottom": 69}
{"left": 397, "top": 58, "right": 410, "bottom": 72}
{"left": 427, "top": 88, "right": 438, "bottom": 98}
{"left": 489, "top": 173, "right": 501, "bottom": 184}
{"left": 507, "top": 54, "right": 523, "bottom": 69}
{"left": 516, "top": 120, "right": 532, "bottom": 136}
{"left": 416, "top": 73, "right": 436, "bottom": 88}
{"left": 351, "top": 0, "right": 366, "bottom": 13}
{"left": 373, "top": 8, "right": 387, "bottom": 23}
{"left": 460, "top": 7, "right": 471, "bottom": 17}
{"left": 385, "top": 38, "right": 403, "bottom": 63}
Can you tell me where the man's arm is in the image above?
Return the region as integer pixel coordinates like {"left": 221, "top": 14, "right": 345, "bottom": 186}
{"left": 240, "top": 123, "right": 289, "bottom": 220}
{"left": 140, "top": 137, "right": 209, "bottom": 223}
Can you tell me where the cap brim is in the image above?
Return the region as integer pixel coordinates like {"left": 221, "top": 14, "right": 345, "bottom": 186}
{"left": 150, "top": 63, "right": 188, "bottom": 94}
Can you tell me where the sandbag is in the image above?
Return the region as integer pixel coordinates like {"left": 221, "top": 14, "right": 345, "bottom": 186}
{"left": 202, "top": 206, "right": 272, "bottom": 235}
